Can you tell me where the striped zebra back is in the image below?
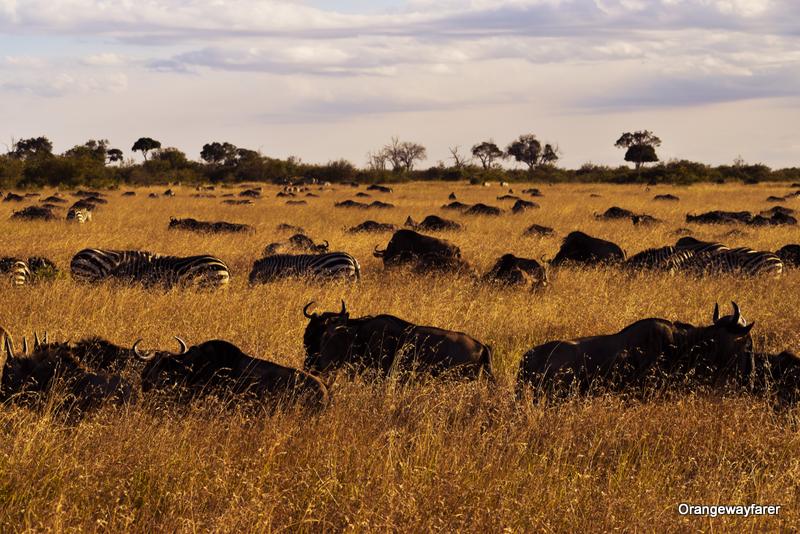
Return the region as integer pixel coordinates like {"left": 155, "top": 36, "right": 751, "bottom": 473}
{"left": 249, "top": 252, "right": 360, "bottom": 283}
{"left": 71, "top": 248, "right": 126, "bottom": 283}
{"left": 625, "top": 246, "right": 695, "bottom": 272}
{"left": 10, "top": 261, "right": 31, "bottom": 287}
{"left": 146, "top": 254, "right": 231, "bottom": 288}
{"left": 67, "top": 208, "right": 92, "bottom": 223}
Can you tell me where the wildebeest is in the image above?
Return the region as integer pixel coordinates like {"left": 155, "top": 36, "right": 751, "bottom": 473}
{"left": 134, "top": 338, "right": 329, "bottom": 408}
{"left": 596, "top": 206, "right": 635, "bottom": 220}
{"left": 748, "top": 350, "right": 800, "bottom": 405}
{"left": 334, "top": 200, "right": 368, "bottom": 209}
{"left": 168, "top": 217, "right": 254, "bottom": 234}
{"left": 222, "top": 199, "right": 253, "bottom": 205}
{"left": 483, "top": 254, "right": 547, "bottom": 290}
{"left": 686, "top": 210, "right": 753, "bottom": 224}
{"left": 286, "top": 200, "right": 307, "bottom": 205}
{"left": 441, "top": 201, "right": 471, "bottom": 211}
{"left": 373, "top": 229, "right": 463, "bottom": 270}
{"left": 776, "top": 244, "right": 800, "bottom": 268}
{"left": 355, "top": 192, "right": 371, "bottom": 198}
{"left": 497, "top": 195, "right": 521, "bottom": 201}
{"left": 464, "top": 203, "right": 502, "bottom": 216}
{"left": 122, "top": 191, "right": 136, "bottom": 196}
{"left": 512, "top": 199, "right": 539, "bottom": 213}
{"left": 517, "top": 302, "right": 755, "bottom": 396}
{"left": 448, "top": 192, "right": 457, "bottom": 200}
{"left": 239, "top": 189, "right": 261, "bottom": 198}
{"left": 3, "top": 193, "right": 24, "bottom": 202}
{"left": 367, "top": 184, "right": 392, "bottom": 193}
{"left": 73, "top": 190, "right": 104, "bottom": 198}
{"left": 11, "top": 206, "right": 57, "bottom": 221}
{"left": 263, "top": 234, "right": 329, "bottom": 255}
{"left": 70, "top": 199, "right": 101, "bottom": 212}
{"left": 405, "top": 215, "right": 463, "bottom": 231}
{"left": 654, "top": 194, "right": 680, "bottom": 201}
{"left": 1, "top": 332, "right": 132, "bottom": 413}
{"left": 302, "top": 302, "right": 493, "bottom": 381}
{"left": 276, "top": 223, "right": 305, "bottom": 233}
{"left": 41, "top": 195, "right": 67, "bottom": 204}
{"left": 521, "top": 188, "right": 543, "bottom": 197}
{"left": 550, "top": 231, "right": 625, "bottom": 266}
{"left": 523, "top": 224, "right": 555, "bottom": 237}
{"left": 346, "top": 220, "right": 397, "bottom": 233}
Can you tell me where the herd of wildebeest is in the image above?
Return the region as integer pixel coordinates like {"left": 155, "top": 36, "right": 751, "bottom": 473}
{"left": 3, "top": 180, "right": 800, "bottom": 417}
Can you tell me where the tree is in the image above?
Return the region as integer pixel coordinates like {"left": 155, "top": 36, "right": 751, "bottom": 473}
{"left": 540, "top": 144, "right": 560, "bottom": 166}
{"left": 12, "top": 136, "right": 53, "bottom": 160}
{"left": 471, "top": 141, "right": 504, "bottom": 169}
{"left": 131, "top": 137, "right": 162, "bottom": 161}
{"left": 366, "top": 149, "right": 388, "bottom": 171}
{"left": 506, "top": 134, "right": 543, "bottom": 172}
{"left": 200, "top": 141, "right": 238, "bottom": 165}
{"left": 615, "top": 130, "right": 661, "bottom": 170}
{"left": 382, "top": 137, "right": 427, "bottom": 172}
{"left": 107, "top": 148, "right": 124, "bottom": 164}
{"left": 152, "top": 147, "right": 189, "bottom": 169}
{"left": 64, "top": 139, "right": 109, "bottom": 163}
{"left": 448, "top": 146, "right": 470, "bottom": 169}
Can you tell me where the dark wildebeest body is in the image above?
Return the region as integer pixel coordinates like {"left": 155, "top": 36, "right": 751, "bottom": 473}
{"left": 335, "top": 200, "right": 369, "bottom": 209}
{"left": 263, "top": 234, "right": 329, "bottom": 255}
{"left": 3, "top": 193, "right": 24, "bottom": 202}
{"left": 374, "top": 229, "right": 463, "bottom": 271}
{"left": 405, "top": 215, "right": 463, "bottom": 231}
{"left": 512, "top": 199, "right": 539, "bottom": 213}
{"left": 517, "top": 302, "right": 754, "bottom": 397}
{"left": 524, "top": 224, "right": 555, "bottom": 237}
{"left": 686, "top": 210, "right": 753, "bottom": 224}
{"left": 441, "top": 201, "right": 471, "bottom": 211}
{"left": 596, "top": 207, "right": 635, "bottom": 220}
{"left": 302, "top": 302, "right": 493, "bottom": 381}
{"left": 654, "top": 194, "right": 679, "bottom": 201}
{"left": 550, "top": 231, "right": 625, "bottom": 266}
{"left": 522, "top": 188, "right": 543, "bottom": 197}
{"left": 11, "top": 206, "right": 57, "bottom": 221}
{"left": 748, "top": 351, "right": 800, "bottom": 405}
{"left": 135, "top": 338, "right": 329, "bottom": 409}
{"left": 41, "top": 196, "right": 67, "bottom": 204}
{"left": 169, "top": 217, "right": 254, "bottom": 234}
{"left": 347, "top": 221, "right": 397, "bottom": 233}
{"left": 465, "top": 203, "right": 502, "bottom": 216}
{"left": 239, "top": 189, "right": 261, "bottom": 198}
{"left": 1, "top": 334, "right": 132, "bottom": 412}
{"left": 367, "top": 184, "right": 392, "bottom": 193}
{"left": 776, "top": 244, "right": 800, "bottom": 268}
{"left": 483, "top": 254, "right": 548, "bottom": 290}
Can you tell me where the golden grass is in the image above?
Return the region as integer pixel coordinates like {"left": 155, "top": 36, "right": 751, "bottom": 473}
{"left": 1, "top": 181, "right": 799, "bottom": 531}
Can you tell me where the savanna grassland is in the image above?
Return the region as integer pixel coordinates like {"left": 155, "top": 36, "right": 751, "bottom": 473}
{"left": 1, "top": 181, "right": 800, "bottom": 532}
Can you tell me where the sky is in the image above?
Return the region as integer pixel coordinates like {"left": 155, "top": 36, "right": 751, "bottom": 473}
{"left": 0, "top": 0, "right": 798, "bottom": 169}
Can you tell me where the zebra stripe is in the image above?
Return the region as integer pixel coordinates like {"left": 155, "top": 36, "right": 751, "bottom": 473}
{"left": 674, "top": 240, "right": 783, "bottom": 277}
{"left": 625, "top": 246, "right": 695, "bottom": 272}
{"left": 70, "top": 248, "right": 230, "bottom": 288}
{"left": 67, "top": 208, "right": 92, "bottom": 223}
{"left": 11, "top": 261, "right": 31, "bottom": 287}
{"left": 249, "top": 252, "right": 360, "bottom": 283}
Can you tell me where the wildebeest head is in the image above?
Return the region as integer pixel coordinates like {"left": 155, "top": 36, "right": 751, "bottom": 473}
{"left": 302, "top": 300, "right": 349, "bottom": 371}
{"left": 701, "top": 301, "right": 755, "bottom": 376}
{"left": 134, "top": 337, "right": 191, "bottom": 392}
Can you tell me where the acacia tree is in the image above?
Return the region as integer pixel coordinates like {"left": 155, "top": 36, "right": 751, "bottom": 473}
{"left": 131, "top": 137, "right": 162, "bottom": 161}
{"left": 381, "top": 137, "right": 427, "bottom": 172}
{"left": 200, "top": 141, "right": 238, "bottom": 165}
{"left": 615, "top": 130, "right": 661, "bottom": 170}
{"left": 540, "top": 143, "right": 560, "bottom": 166}
{"left": 471, "top": 140, "right": 504, "bottom": 169}
{"left": 107, "top": 148, "right": 124, "bottom": 164}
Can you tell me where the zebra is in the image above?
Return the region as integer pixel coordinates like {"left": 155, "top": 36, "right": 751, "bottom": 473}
{"left": 70, "top": 249, "right": 230, "bottom": 288}
{"left": 249, "top": 252, "right": 360, "bottom": 284}
{"left": 1, "top": 257, "right": 59, "bottom": 287}
{"left": 625, "top": 246, "right": 696, "bottom": 272}
{"left": 67, "top": 207, "right": 92, "bottom": 223}
{"left": 674, "top": 239, "right": 782, "bottom": 277}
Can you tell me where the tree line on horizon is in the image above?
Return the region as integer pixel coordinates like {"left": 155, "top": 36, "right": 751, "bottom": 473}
{"left": 0, "top": 131, "right": 797, "bottom": 190}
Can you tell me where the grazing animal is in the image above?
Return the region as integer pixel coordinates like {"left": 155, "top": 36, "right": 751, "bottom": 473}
{"left": 675, "top": 238, "right": 783, "bottom": 277}
{"left": 374, "top": 229, "right": 462, "bottom": 270}
{"left": 686, "top": 210, "right": 753, "bottom": 224}
{"left": 355, "top": 192, "right": 371, "bottom": 198}
{"left": 3, "top": 193, "right": 24, "bottom": 202}
{"left": 483, "top": 254, "right": 547, "bottom": 290}
{"left": 522, "top": 188, "right": 543, "bottom": 197}
{"left": 302, "top": 301, "right": 493, "bottom": 380}
{"left": 776, "top": 244, "right": 800, "bottom": 268}
{"left": 249, "top": 252, "right": 360, "bottom": 283}
{"left": 66, "top": 207, "right": 92, "bottom": 223}
{"left": 41, "top": 195, "right": 67, "bottom": 204}
{"left": 654, "top": 194, "right": 680, "bottom": 201}
{"left": 1, "top": 256, "right": 58, "bottom": 286}
{"left": 1, "top": 333, "right": 132, "bottom": 412}
{"left": 512, "top": 199, "right": 539, "bottom": 213}
{"left": 517, "top": 302, "right": 755, "bottom": 396}
{"left": 550, "top": 231, "right": 625, "bottom": 266}
{"left": 334, "top": 200, "right": 368, "bottom": 209}
{"left": 405, "top": 215, "right": 462, "bottom": 231}
{"left": 441, "top": 201, "right": 471, "bottom": 211}
{"left": 346, "top": 221, "right": 397, "bottom": 233}
{"left": 524, "top": 224, "right": 555, "bottom": 237}
{"left": 69, "top": 199, "right": 100, "bottom": 213}
{"left": 448, "top": 192, "right": 457, "bottom": 200}
{"left": 596, "top": 207, "right": 635, "bottom": 220}
{"left": 239, "top": 189, "right": 261, "bottom": 198}
{"left": 11, "top": 206, "right": 56, "bottom": 221}
{"left": 134, "top": 338, "right": 329, "bottom": 408}
{"left": 367, "top": 184, "right": 392, "bottom": 193}
{"left": 168, "top": 217, "right": 253, "bottom": 234}
{"left": 70, "top": 248, "right": 231, "bottom": 288}
{"left": 222, "top": 199, "right": 253, "bottom": 205}
{"left": 748, "top": 351, "right": 800, "bottom": 405}
{"left": 122, "top": 191, "right": 136, "bottom": 196}
{"left": 464, "top": 203, "right": 502, "bottom": 216}
{"left": 625, "top": 246, "right": 695, "bottom": 272}
{"left": 497, "top": 195, "right": 521, "bottom": 201}
{"left": 286, "top": 200, "right": 307, "bottom": 205}
{"left": 263, "top": 234, "right": 329, "bottom": 255}
{"left": 276, "top": 223, "right": 305, "bottom": 233}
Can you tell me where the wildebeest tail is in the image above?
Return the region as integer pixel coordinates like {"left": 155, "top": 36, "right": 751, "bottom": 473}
{"left": 481, "top": 344, "right": 496, "bottom": 384}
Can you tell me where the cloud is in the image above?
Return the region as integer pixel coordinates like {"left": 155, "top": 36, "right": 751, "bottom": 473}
{"left": 1, "top": 72, "right": 128, "bottom": 97}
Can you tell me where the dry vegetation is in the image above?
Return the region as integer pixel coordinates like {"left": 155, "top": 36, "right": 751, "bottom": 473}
{"left": 1, "top": 181, "right": 800, "bottom": 531}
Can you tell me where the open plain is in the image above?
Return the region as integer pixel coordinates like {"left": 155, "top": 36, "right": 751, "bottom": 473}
{"left": 1, "top": 181, "right": 800, "bottom": 531}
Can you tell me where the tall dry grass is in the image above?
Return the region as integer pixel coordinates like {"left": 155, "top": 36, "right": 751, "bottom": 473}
{"left": 1, "top": 181, "right": 799, "bottom": 530}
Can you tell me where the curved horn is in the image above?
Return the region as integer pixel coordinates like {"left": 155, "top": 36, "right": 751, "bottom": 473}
{"left": 322, "top": 240, "right": 329, "bottom": 248}
{"left": 373, "top": 246, "right": 385, "bottom": 258}
{"left": 132, "top": 339, "right": 155, "bottom": 361}
{"left": 713, "top": 302, "right": 720, "bottom": 323}
{"left": 43, "top": 331, "right": 48, "bottom": 344}
{"left": 22, "top": 337, "right": 28, "bottom": 355}
{"left": 731, "top": 301, "right": 744, "bottom": 326}
{"left": 303, "top": 301, "right": 316, "bottom": 319}
{"left": 4, "top": 336, "right": 14, "bottom": 360}
{"left": 34, "top": 332, "right": 41, "bottom": 349}
{"left": 175, "top": 336, "right": 188, "bottom": 355}
{"left": 340, "top": 300, "right": 347, "bottom": 315}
